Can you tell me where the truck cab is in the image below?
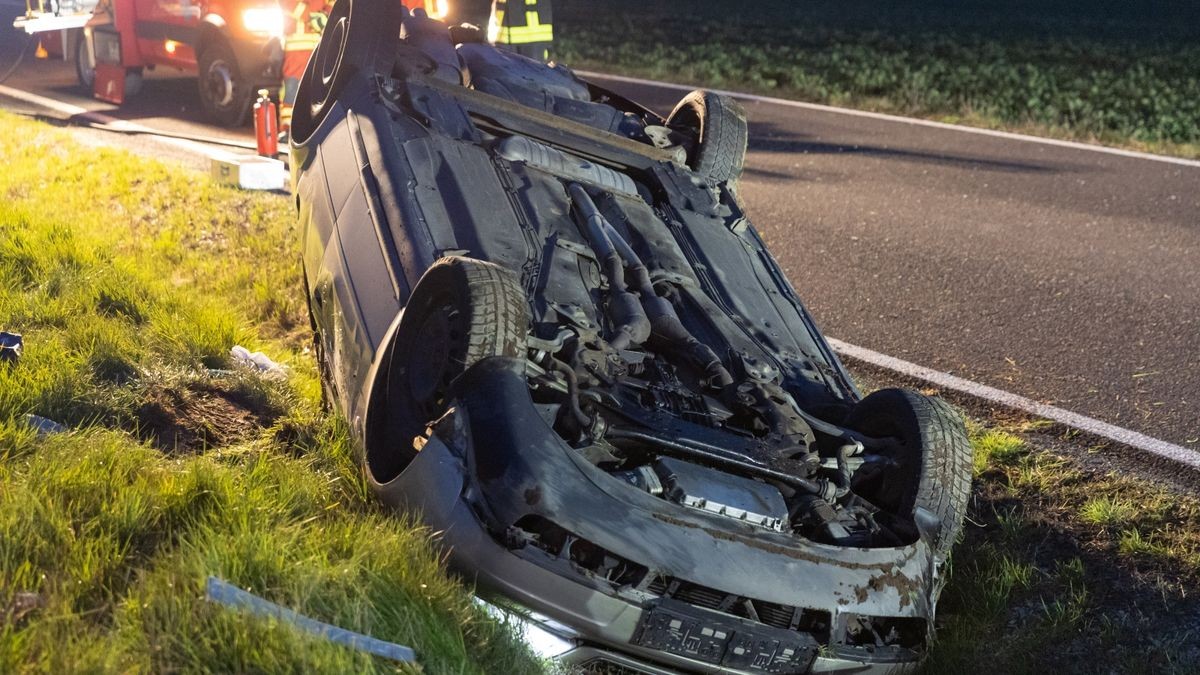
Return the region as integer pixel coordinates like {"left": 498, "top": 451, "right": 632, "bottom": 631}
{"left": 81, "top": 0, "right": 284, "bottom": 125}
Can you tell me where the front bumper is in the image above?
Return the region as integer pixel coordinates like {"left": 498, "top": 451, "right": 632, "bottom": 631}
{"left": 370, "top": 358, "right": 938, "bottom": 674}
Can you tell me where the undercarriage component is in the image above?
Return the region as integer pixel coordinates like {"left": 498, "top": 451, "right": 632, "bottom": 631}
{"left": 653, "top": 458, "right": 788, "bottom": 532}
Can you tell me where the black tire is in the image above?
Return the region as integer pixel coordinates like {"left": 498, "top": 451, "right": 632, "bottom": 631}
{"left": 365, "top": 257, "right": 528, "bottom": 484}
{"left": 75, "top": 31, "right": 94, "bottom": 91}
{"left": 76, "top": 33, "right": 144, "bottom": 98}
{"left": 667, "top": 89, "right": 748, "bottom": 186}
{"left": 290, "top": 0, "right": 402, "bottom": 142}
{"left": 846, "top": 389, "right": 972, "bottom": 561}
{"left": 197, "top": 37, "right": 252, "bottom": 127}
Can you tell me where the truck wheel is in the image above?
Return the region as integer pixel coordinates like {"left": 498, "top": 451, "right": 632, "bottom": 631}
{"left": 197, "top": 38, "right": 251, "bottom": 127}
{"left": 75, "top": 31, "right": 95, "bottom": 91}
{"left": 364, "top": 257, "right": 528, "bottom": 484}
{"left": 846, "top": 389, "right": 973, "bottom": 562}
{"left": 75, "top": 32, "right": 144, "bottom": 97}
{"left": 290, "top": 0, "right": 402, "bottom": 142}
{"left": 667, "top": 89, "right": 748, "bottom": 187}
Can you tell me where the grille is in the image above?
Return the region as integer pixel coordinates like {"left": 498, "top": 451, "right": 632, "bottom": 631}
{"left": 641, "top": 575, "right": 832, "bottom": 644}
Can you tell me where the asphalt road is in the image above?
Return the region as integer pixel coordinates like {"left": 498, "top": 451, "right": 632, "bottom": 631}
{"left": 583, "top": 76, "right": 1199, "bottom": 449}
{"left": 1, "top": 24, "right": 1197, "bottom": 447}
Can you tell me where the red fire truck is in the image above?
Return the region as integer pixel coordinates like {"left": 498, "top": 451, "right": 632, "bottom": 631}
{"left": 14, "top": 0, "right": 454, "bottom": 126}
{"left": 16, "top": 0, "right": 285, "bottom": 126}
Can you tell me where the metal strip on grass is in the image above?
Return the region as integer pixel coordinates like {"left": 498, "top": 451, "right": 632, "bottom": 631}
{"left": 204, "top": 576, "right": 418, "bottom": 663}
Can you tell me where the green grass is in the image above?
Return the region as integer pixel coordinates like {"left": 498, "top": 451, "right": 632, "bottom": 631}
{"left": 920, "top": 418, "right": 1200, "bottom": 673}
{"left": 0, "top": 112, "right": 542, "bottom": 673}
{"left": 969, "top": 426, "right": 1027, "bottom": 475}
{"left": 1080, "top": 495, "right": 1138, "bottom": 527}
{"left": 555, "top": 0, "right": 1200, "bottom": 157}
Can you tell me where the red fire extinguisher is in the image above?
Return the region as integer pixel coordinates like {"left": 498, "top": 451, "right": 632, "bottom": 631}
{"left": 254, "top": 89, "right": 278, "bottom": 157}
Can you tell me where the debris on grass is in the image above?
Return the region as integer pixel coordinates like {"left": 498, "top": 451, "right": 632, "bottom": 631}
{"left": 0, "top": 111, "right": 542, "bottom": 673}
{"left": 231, "top": 344, "right": 287, "bottom": 377}
{"left": 24, "top": 414, "right": 67, "bottom": 435}
{"left": 0, "top": 331, "right": 21, "bottom": 364}
{"left": 205, "top": 577, "right": 418, "bottom": 663}
{"left": 1, "top": 591, "right": 45, "bottom": 627}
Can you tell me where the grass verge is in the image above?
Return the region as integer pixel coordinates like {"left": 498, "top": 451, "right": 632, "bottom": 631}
{"left": 0, "top": 112, "right": 542, "bottom": 673}
{"left": 556, "top": 0, "right": 1200, "bottom": 158}
{"left": 926, "top": 421, "right": 1200, "bottom": 672}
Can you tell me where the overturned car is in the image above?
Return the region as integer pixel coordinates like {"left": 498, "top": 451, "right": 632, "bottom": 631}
{"left": 292, "top": 3, "right": 973, "bottom": 673}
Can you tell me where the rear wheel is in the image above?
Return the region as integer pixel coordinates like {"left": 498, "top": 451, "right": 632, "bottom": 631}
{"left": 846, "top": 389, "right": 973, "bottom": 561}
{"left": 197, "top": 37, "right": 251, "bottom": 127}
{"left": 290, "top": 0, "right": 402, "bottom": 142}
{"left": 75, "top": 31, "right": 142, "bottom": 96}
{"left": 365, "top": 257, "right": 528, "bottom": 484}
{"left": 74, "top": 31, "right": 94, "bottom": 90}
{"left": 667, "top": 89, "right": 748, "bottom": 187}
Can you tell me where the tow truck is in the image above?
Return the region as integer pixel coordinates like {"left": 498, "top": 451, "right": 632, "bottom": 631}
{"left": 13, "top": 0, "right": 285, "bottom": 125}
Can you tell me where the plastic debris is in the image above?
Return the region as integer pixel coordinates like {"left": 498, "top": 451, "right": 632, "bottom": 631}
{"left": 230, "top": 345, "right": 286, "bottom": 376}
{"left": 0, "top": 332, "right": 22, "bottom": 364}
{"left": 205, "top": 577, "right": 417, "bottom": 662}
{"left": 25, "top": 414, "right": 68, "bottom": 435}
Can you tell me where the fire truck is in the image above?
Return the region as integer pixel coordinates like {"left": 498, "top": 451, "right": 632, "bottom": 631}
{"left": 15, "top": 0, "right": 284, "bottom": 126}
{"left": 13, "top": 0, "right": 453, "bottom": 126}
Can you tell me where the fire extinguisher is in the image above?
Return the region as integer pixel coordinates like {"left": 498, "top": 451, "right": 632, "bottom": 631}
{"left": 254, "top": 89, "right": 278, "bottom": 157}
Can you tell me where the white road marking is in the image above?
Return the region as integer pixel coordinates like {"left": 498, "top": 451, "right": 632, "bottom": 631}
{"left": 579, "top": 71, "right": 1200, "bottom": 169}
{"left": 0, "top": 82, "right": 235, "bottom": 161}
{"left": 826, "top": 337, "right": 1200, "bottom": 470}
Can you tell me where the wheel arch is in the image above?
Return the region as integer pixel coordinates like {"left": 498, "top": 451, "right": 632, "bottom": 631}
{"left": 194, "top": 17, "right": 228, "bottom": 56}
{"left": 351, "top": 256, "right": 528, "bottom": 486}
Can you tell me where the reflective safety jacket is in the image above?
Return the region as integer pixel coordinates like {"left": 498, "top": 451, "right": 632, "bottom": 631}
{"left": 282, "top": 0, "right": 330, "bottom": 55}
{"left": 489, "top": 0, "right": 553, "bottom": 45}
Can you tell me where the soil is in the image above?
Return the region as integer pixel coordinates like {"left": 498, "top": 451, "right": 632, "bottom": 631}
{"left": 135, "top": 380, "right": 278, "bottom": 453}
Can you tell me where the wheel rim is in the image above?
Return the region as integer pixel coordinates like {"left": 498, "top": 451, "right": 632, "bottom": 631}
{"left": 203, "top": 60, "right": 236, "bottom": 108}
{"left": 309, "top": 15, "right": 347, "bottom": 111}
{"left": 403, "top": 300, "right": 466, "bottom": 420}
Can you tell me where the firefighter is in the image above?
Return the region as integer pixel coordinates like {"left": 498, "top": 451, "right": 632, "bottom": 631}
{"left": 279, "top": 0, "right": 331, "bottom": 136}
{"left": 488, "top": 0, "right": 552, "bottom": 61}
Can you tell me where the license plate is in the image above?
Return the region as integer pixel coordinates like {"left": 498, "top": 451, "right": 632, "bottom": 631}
{"left": 631, "top": 599, "right": 818, "bottom": 674}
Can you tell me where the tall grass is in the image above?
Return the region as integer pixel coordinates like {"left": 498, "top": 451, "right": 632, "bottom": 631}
{"left": 0, "top": 112, "right": 542, "bottom": 673}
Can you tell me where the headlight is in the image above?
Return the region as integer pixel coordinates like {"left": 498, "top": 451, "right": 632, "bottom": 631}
{"left": 242, "top": 7, "right": 284, "bottom": 38}
{"left": 427, "top": 0, "right": 450, "bottom": 19}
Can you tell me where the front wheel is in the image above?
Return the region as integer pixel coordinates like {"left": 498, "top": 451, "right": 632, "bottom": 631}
{"left": 363, "top": 257, "right": 528, "bottom": 484}
{"left": 197, "top": 38, "right": 251, "bottom": 127}
{"left": 846, "top": 389, "right": 973, "bottom": 562}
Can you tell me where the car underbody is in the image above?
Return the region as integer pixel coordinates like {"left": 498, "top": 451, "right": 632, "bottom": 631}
{"left": 293, "top": 4, "right": 973, "bottom": 673}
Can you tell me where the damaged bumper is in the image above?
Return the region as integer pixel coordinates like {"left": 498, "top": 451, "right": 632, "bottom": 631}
{"left": 371, "top": 358, "right": 938, "bottom": 674}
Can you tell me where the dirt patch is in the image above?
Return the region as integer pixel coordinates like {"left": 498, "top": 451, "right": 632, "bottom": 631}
{"left": 135, "top": 381, "right": 278, "bottom": 453}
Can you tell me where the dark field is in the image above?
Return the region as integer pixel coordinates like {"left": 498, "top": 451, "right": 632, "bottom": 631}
{"left": 550, "top": 0, "right": 1200, "bottom": 155}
